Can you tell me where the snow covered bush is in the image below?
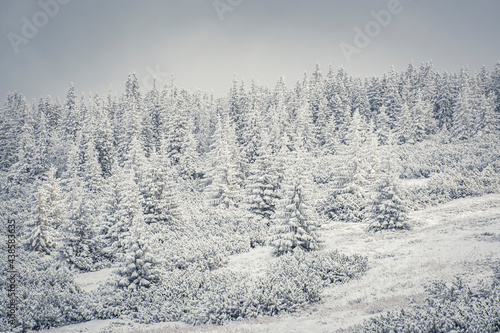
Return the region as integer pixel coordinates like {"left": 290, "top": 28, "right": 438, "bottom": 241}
{"left": 398, "top": 141, "right": 442, "bottom": 179}
{"left": 403, "top": 163, "right": 500, "bottom": 210}
{"left": 363, "top": 275, "right": 500, "bottom": 332}
{"left": 89, "top": 249, "right": 367, "bottom": 326}
{"left": 181, "top": 271, "right": 252, "bottom": 325}
{"left": 253, "top": 252, "right": 324, "bottom": 316}
{"left": 161, "top": 235, "right": 229, "bottom": 271}
{"left": 156, "top": 213, "right": 251, "bottom": 272}
{"left": 295, "top": 249, "right": 368, "bottom": 284}
{"left": 367, "top": 177, "right": 409, "bottom": 232}
{"left": 0, "top": 252, "right": 92, "bottom": 332}
{"left": 175, "top": 249, "right": 366, "bottom": 325}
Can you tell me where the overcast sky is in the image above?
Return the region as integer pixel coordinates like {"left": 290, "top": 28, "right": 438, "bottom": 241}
{"left": 1, "top": 0, "right": 499, "bottom": 102}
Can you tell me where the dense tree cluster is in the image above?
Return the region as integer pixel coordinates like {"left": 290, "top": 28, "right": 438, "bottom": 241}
{"left": 2, "top": 62, "right": 500, "bottom": 256}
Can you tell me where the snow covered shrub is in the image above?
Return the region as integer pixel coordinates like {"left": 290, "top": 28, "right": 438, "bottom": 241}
{"left": 399, "top": 178, "right": 445, "bottom": 211}
{"left": 363, "top": 276, "right": 500, "bottom": 332}
{"left": 296, "top": 249, "right": 368, "bottom": 284}
{"left": 159, "top": 231, "right": 230, "bottom": 272}
{"left": 254, "top": 252, "right": 324, "bottom": 315}
{"left": 194, "top": 212, "right": 252, "bottom": 256}
{"left": 95, "top": 269, "right": 240, "bottom": 325}
{"left": 154, "top": 212, "right": 251, "bottom": 272}
{"left": 0, "top": 252, "right": 92, "bottom": 332}
{"left": 90, "top": 285, "right": 127, "bottom": 321}
{"left": 162, "top": 236, "right": 229, "bottom": 272}
{"left": 320, "top": 189, "right": 366, "bottom": 223}
{"left": 398, "top": 142, "right": 441, "bottom": 179}
{"left": 249, "top": 250, "right": 367, "bottom": 319}
{"left": 367, "top": 177, "right": 409, "bottom": 232}
{"left": 95, "top": 249, "right": 368, "bottom": 327}
{"left": 187, "top": 250, "right": 366, "bottom": 324}
{"left": 311, "top": 154, "right": 336, "bottom": 184}
{"left": 397, "top": 136, "right": 500, "bottom": 207}
{"left": 182, "top": 271, "right": 251, "bottom": 325}
{"left": 406, "top": 165, "right": 500, "bottom": 209}
{"left": 494, "top": 261, "right": 500, "bottom": 283}
{"left": 98, "top": 284, "right": 183, "bottom": 324}
{"left": 91, "top": 279, "right": 178, "bottom": 323}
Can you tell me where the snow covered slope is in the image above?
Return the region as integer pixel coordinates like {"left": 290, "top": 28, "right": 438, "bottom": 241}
{"left": 38, "top": 194, "right": 500, "bottom": 333}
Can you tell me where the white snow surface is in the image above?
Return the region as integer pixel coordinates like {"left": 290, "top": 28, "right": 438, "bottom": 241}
{"left": 73, "top": 267, "right": 116, "bottom": 292}
{"left": 400, "top": 177, "right": 431, "bottom": 187}
{"left": 38, "top": 194, "right": 500, "bottom": 333}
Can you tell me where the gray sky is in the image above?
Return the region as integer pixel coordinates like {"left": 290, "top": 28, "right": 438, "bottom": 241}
{"left": 1, "top": 0, "right": 499, "bottom": 102}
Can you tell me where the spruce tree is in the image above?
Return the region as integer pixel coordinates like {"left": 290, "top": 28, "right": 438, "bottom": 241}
{"left": 323, "top": 111, "right": 340, "bottom": 155}
{"left": 59, "top": 186, "right": 101, "bottom": 270}
{"left": 8, "top": 108, "right": 38, "bottom": 186}
{"left": 491, "top": 62, "right": 500, "bottom": 113}
{"left": 365, "top": 120, "right": 381, "bottom": 181}
{"left": 322, "top": 109, "right": 368, "bottom": 223}
{"left": 94, "top": 102, "right": 115, "bottom": 178}
{"left": 0, "top": 92, "right": 29, "bottom": 171}
{"left": 165, "top": 97, "right": 189, "bottom": 166}
{"left": 245, "top": 131, "right": 280, "bottom": 246}
{"left": 239, "top": 82, "right": 265, "bottom": 171}
{"left": 315, "top": 96, "right": 330, "bottom": 150}
{"left": 269, "top": 156, "right": 320, "bottom": 255}
{"left": 294, "top": 88, "right": 317, "bottom": 153}
{"left": 27, "top": 166, "right": 65, "bottom": 254}
{"left": 81, "top": 136, "right": 104, "bottom": 194}
{"left": 62, "top": 82, "right": 80, "bottom": 142}
{"left": 178, "top": 115, "right": 200, "bottom": 179}
{"left": 477, "top": 92, "right": 498, "bottom": 136}
{"left": 375, "top": 105, "right": 391, "bottom": 145}
{"left": 395, "top": 102, "right": 412, "bottom": 144}
{"left": 117, "top": 205, "right": 159, "bottom": 290}
{"left": 435, "top": 72, "right": 455, "bottom": 130}
{"left": 367, "top": 133, "right": 408, "bottom": 231}
{"left": 452, "top": 89, "right": 473, "bottom": 140}
{"left": 409, "top": 90, "right": 436, "bottom": 142}
{"left": 142, "top": 149, "right": 181, "bottom": 230}
{"left": 104, "top": 163, "right": 143, "bottom": 258}
{"left": 206, "top": 114, "right": 243, "bottom": 209}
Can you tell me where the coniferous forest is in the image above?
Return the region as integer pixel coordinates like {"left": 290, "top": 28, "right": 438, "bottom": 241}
{"left": 1, "top": 62, "right": 500, "bottom": 332}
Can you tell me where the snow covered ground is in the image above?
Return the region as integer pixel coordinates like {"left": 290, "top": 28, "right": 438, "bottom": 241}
{"left": 73, "top": 268, "right": 116, "bottom": 293}
{"left": 38, "top": 194, "right": 500, "bottom": 333}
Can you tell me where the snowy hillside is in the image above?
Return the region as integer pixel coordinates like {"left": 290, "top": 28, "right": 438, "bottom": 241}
{"left": 37, "top": 193, "right": 500, "bottom": 332}
{"left": 1, "top": 62, "right": 500, "bottom": 332}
